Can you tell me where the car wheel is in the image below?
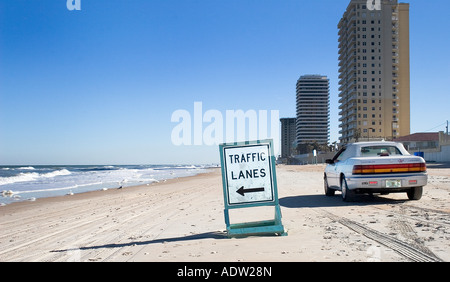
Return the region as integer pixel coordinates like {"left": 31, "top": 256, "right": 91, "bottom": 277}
{"left": 407, "top": 187, "right": 423, "bottom": 200}
{"left": 324, "top": 175, "right": 335, "bottom": 196}
{"left": 341, "top": 177, "right": 355, "bottom": 202}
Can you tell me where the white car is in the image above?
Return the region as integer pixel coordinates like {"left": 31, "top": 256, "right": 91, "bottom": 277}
{"left": 324, "top": 141, "right": 427, "bottom": 201}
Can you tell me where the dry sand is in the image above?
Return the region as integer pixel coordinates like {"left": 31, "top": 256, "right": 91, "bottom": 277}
{"left": 0, "top": 164, "right": 449, "bottom": 262}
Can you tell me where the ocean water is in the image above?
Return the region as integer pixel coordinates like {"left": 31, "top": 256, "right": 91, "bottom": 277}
{"left": 0, "top": 165, "right": 214, "bottom": 206}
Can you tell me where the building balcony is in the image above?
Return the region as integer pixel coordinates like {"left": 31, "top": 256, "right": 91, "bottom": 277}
{"left": 348, "top": 23, "right": 356, "bottom": 33}
{"left": 347, "top": 123, "right": 357, "bottom": 130}
{"left": 347, "top": 59, "right": 357, "bottom": 70}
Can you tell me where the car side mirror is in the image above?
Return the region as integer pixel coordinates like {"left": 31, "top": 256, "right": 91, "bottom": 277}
{"left": 325, "top": 159, "right": 334, "bottom": 164}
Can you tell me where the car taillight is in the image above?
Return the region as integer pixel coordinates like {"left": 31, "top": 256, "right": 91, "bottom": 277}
{"left": 352, "top": 163, "right": 426, "bottom": 174}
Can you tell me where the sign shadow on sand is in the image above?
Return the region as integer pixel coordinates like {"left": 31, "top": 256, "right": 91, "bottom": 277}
{"left": 51, "top": 231, "right": 227, "bottom": 253}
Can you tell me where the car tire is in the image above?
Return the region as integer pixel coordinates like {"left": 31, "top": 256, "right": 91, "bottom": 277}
{"left": 324, "top": 175, "right": 335, "bottom": 196}
{"left": 341, "top": 177, "right": 355, "bottom": 202}
{"left": 407, "top": 187, "right": 423, "bottom": 200}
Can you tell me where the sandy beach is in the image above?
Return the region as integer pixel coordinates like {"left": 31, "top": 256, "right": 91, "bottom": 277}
{"left": 1, "top": 164, "right": 449, "bottom": 262}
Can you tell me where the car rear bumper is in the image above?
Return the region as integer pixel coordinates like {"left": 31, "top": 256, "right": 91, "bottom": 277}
{"left": 345, "top": 173, "right": 428, "bottom": 191}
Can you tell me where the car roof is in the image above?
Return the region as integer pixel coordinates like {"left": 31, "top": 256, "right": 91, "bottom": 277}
{"left": 343, "top": 141, "right": 410, "bottom": 156}
{"left": 350, "top": 141, "right": 399, "bottom": 147}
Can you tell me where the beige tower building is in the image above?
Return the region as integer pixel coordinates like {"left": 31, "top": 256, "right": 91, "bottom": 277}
{"left": 338, "top": 0, "right": 410, "bottom": 144}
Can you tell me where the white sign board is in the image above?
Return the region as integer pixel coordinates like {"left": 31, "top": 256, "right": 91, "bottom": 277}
{"left": 222, "top": 143, "right": 274, "bottom": 205}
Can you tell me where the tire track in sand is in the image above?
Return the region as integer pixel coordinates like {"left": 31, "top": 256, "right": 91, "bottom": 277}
{"left": 321, "top": 210, "right": 443, "bottom": 262}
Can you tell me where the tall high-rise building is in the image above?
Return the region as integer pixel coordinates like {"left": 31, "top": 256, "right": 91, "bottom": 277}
{"left": 280, "top": 118, "right": 297, "bottom": 158}
{"left": 338, "top": 0, "right": 410, "bottom": 144}
{"left": 296, "top": 75, "right": 330, "bottom": 146}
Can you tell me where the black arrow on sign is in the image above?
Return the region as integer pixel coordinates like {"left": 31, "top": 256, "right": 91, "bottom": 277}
{"left": 236, "top": 186, "right": 265, "bottom": 196}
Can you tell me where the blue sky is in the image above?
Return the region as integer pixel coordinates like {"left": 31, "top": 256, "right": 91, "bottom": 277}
{"left": 0, "top": 0, "right": 449, "bottom": 165}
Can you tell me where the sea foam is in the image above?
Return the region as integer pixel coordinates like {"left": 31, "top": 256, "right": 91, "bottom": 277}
{"left": 0, "top": 169, "right": 71, "bottom": 186}
{"left": 0, "top": 165, "right": 212, "bottom": 205}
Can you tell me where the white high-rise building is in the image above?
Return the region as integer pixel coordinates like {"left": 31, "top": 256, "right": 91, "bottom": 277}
{"left": 296, "top": 75, "right": 330, "bottom": 146}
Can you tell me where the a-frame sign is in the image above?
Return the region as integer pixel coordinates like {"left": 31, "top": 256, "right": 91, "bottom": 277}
{"left": 219, "top": 139, "right": 286, "bottom": 237}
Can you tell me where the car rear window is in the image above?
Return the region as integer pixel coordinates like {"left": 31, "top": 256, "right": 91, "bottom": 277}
{"left": 360, "top": 146, "right": 403, "bottom": 157}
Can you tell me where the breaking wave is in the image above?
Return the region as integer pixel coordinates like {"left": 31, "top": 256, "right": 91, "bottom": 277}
{"left": 0, "top": 169, "right": 71, "bottom": 186}
{"left": 0, "top": 165, "right": 212, "bottom": 205}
